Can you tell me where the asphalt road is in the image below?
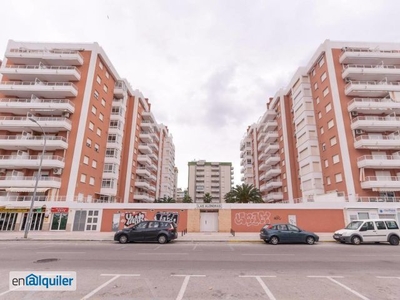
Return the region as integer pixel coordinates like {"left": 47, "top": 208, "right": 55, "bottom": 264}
{"left": 0, "top": 240, "right": 399, "bottom": 300}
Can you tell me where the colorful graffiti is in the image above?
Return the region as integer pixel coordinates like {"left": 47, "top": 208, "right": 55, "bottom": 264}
{"left": 124, "top": 212, "right": 146, "bottom": 227}
{"left": 234, "top": 211, "right": 271, "bottom": 227}
{"left": 154, "top": 211, "right": 179, "bottom": 224}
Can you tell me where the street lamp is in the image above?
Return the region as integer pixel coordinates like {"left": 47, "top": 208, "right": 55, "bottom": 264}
{"left": 24, "top": 117, "right": 46, "bottom": 239}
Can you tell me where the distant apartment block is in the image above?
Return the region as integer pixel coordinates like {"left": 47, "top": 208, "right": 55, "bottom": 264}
{"left": 188, "top": 160, "right": 234, "bottom": 203}
{"left": 241, "top": 40, "right": 400, "bottom": 203}
{"left": 0, "top": 40, "right": 176, "bottom": 204}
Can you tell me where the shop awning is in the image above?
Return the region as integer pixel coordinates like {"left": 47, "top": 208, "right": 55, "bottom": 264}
{"left": 5, "top": 188, "right": 50, "bottom": 193}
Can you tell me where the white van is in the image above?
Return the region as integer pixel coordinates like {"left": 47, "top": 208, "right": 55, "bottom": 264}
{"left": 333, "top": 219, "right": 400, "bottom": 245}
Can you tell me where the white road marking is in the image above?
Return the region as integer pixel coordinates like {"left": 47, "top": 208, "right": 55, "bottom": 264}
{"left": 153, "top": 245, "right": 161, "bottom": 250}
{"left": 239, "top": 276, "right": 277, "bottom": 300}
{"left": 192, "top": 244, "right": 198, "bottom": 251}
{"left": 350, "top": 255, "right": 400, "bottom": 257}
{"left": 36, "top": 251, "right": 86, "bottom": 254}
{"left": 0, "top": 287, "right": 21, "bottom": 296}
{"left": 228, "top": 245, "right": 234, "bottom": 251}
{"left": 308, "top": 276, "right": 370, "bottom": 300}
{"left": 81, "top": 274, "right": 140, "bottom": 300}
{"left": 377, "top": 276, "right": 400, "bottom": 280}
{"left": 115, "top": 246, "right": 126, "bottom": 250}
{"left": 172, "top": 275, "right": 206, "bottom": 300}
{"left": 242, "top": 253, "right": 295, "bottom": 256}
{"left": 137, "top": 252, "right": 188, "bottom": 255}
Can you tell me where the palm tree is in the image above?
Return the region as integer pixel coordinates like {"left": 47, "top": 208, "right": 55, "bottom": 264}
{"left": 224, "top": 184, "right": 263, "bottom": 203}
{"left": 203, "top": 192, "right": 212, "bottom": 203}
{"left": 155, "top": 196, "right": 176, "bottom": 203}
{"left": 182, "top": 191, "right": 193, "bottom": 203}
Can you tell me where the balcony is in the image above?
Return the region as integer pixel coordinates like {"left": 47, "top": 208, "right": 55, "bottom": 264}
{"left": 351, "top": 116, "right": 400, "bottom": 132}
{"left": 139, "top": 132, "right": 153, "bottom": 143}
{"left": 140, "top": 120, "right": 154, "bottom": 130}
{"left": 339, "top": 48, "right": 400, "bottom": 65}
{"left": 152, "top": 133, "right": 160, "bottom": 143}
{"left": 265, "top": 143, "right": 280, "bottom": 154}
{"left": 100, "top": 186, "right": 117, "bottom": 196}
{"left": 264, "top": 131, "right": 279, "bottom": 143}
{"left": 138, "top": 143, "right": 152, "bottom": 154}
{"left": 151, "top": 142, "right": 159, "bottom": 151}
{"left": 348, "top": 97, "right": 400, "bottom": 115}
{"left": 0, "top": 176, "right": 61, "bottom": 189}
{"left": 265, "top": 192, "right": 284, "bottom": 202}
{"left": 0, "top": 81, "right": 78, "bottom": 98}
{"left": 134, "top": 192, "right": 152, "bottom": 202}
{"left": 265, "top": 167, "right": 281, "bottom": 180}
{"left": 137, "top": 155, "right": 152, "bottom": 165}
{"left": 265, "top": 179, "right": 283, "bottom": 191}
{"left": 1, "top": 65, "right": 81, "bottom": 81}
{"left": 0, "top": 116, "right": 72, "bottom": 133}
{"left": 102, "top": 170, "right": 119, "bottom": 179}
{"left": 265, "top": 155, "right": 280, "bottom": 166}
{"left": 342, "top": 64, "right": 400, "bottom": 81}
{"left": 361, "top": 176, "right": 400, "bottom": 191}
{"left": 257, "top": 130, "right": 266, "bottom": 142}
{"left": 0, "top": 155, "right": 65, "bottom": 169}
{"left": 345, "top": 80, "right": 400, "bottom": 97}
{"left": 136, "top": 167, "right": 151, "bottom": 177}
{"left": 257, "top": 141, "right": 266, "bottom": 151}
{"left": 6, "top": 48, "right": 84, "bottom": 66}
{"left": 357, "top": 155, "right": 400, "bottom": 169}
{"left": 264, "top": 121, "right": 278, "bottom": 131}
{"left": 114, "top": 81, "right": 127, "bottom": 99}
{"left": 260, "top": 110, "right": 277, "bottom": 123}
{"left": 354, "top": 134, "right": 400, "bottom": 150}
{"left": 0, "top": 135, "right": 68, "bottom": 151}
{"left": 135, "top": 180, "right": 150, "bottom": 190}
{"left": 0, "top": 98, "right": 75, "bottom": 115}
{"left": 142, "top": 111, "right": 155, "bottom": 123}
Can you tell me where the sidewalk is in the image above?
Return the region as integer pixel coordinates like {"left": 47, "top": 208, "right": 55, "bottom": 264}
{"left": 0, "top": 231, "right": 335, "bottom": 242}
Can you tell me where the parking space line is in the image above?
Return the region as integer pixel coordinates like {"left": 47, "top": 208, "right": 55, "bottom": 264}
{"left": 192, "top": 244, "right": 198, "bottom": 251}
{"left": 115, "top": 246, "right": 126, "bottom": 250}
{"left": 239, "top": 276, "right": 277, "bottom": 300}
{"left": 153, "top": 245, "right": 161, "bottom": 250}
{"left": 308, "top": 276, "right": 369, "bottom": 300}
{"left": 81, "top": 274, "right": 140, "bottom": 300}
{"left": 172, "top": 275, "right": 206, "bottom": 300}
{"left": 377, "top": 276, "right": 400, "bottom": 280}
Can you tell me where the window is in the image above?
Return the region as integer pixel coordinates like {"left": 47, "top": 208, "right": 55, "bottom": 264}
{"left": 92, "top": 105, "right": 97, "bottom": 115}
{"left": 323, "top": 87, "right": 330, "bottom": 97}
{"left": 130, "top": 186, "right": 133, "bottom": 193}
{"left": 318, "top": 112, "right": 322, "bottom": 119}
{"left": 328, "top": 119, "right": 334, "bottom": 129}
{"left": 92, "top": 160, "right": 97, "bottom": 168}
{"left": 332, "top": 154, "right": 340, "bottom": 164}
{"left": 322, "top": 143, "right": 326, "bottom": 151}
{"left": 335, "top": 173, "right": 343, "bottom": 183}
{"left": 89, "top": 177, "right": 95, "bottom": 185}
{"left": 325, "top": 103, "right": 332, "bottom": 113}
{"left": 105, "top": 71, "right": 110, "bottom": 79}
{"left": 375, "top": 221, "right": 387, "bottom": 230}
{"left": 358, "top": 212, "right": 369, "bottom": 220}
{"left": 103, "top": 84, "right": 108, "bottom": 93}
{"left": 386, "top": 221, "right": 399, "bottom": 229}
{"left": 99, "top": 61, "right": 104, "bottom": 70}
{"left": 282, "top": 173, "right": 286, "bottom": 179}
{"left": 326, "top": 176, "right": 331, "bottom": 185}
{"left": 80, "top": 174, "right": 86, "bottom": 183}
{"left": 324, "top": 159, "right": 328, "bottom": 168}
{"left": 314, "top": 82, "right": 318, "bottom": 90}
{"left": 101, "top": 98, "right": 106, "bottom": 107}
{"left": 86, "top": 138, "right": 92, "bottom": 148}
{"left": 99, "top": 113, "right": 104, "bottom": 121}
{"left": 311, "top": 68, "right": 315, "bottom": 76}
{"left": 83, "top": 156, "right": 89, "bottom": 165}
{"left": 316, "top": 97, "right": 320, "bottom": 104}
{"left": 96, "top": 128, "right": 102, "bottom": 136}
{"left": 89, "top": 122, "right": 94, "bottom": 131}
{"left": 94, "top": 143, "right": 99, "bottom": 152}
{"left": 330, "top": 136, "right": 337, "bottom": 146}
{"left": 96, "top": 75, "right": 101, "bottom": 84}
{"left": 320, "top": 127, "right": 324, "bottom": 134}
{"left": 94, "top": 90, "right": 99, "bottom": 99}
{"left": 321, "top": 72, "right": 327, "bottom": 82}
{"left": 318, "top": 57, "right": 325, "bottom": 67}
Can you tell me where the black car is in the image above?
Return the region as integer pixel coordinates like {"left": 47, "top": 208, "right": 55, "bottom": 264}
{"left": 114, "top": 220, "right": 178, "bottom": 244}
{"left": 260, "top": 223, "right": 319, "bottom": 245}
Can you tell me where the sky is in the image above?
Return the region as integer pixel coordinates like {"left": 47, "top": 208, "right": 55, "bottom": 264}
{"left": 1, "top": 0, "right": 400, "bottom": 189}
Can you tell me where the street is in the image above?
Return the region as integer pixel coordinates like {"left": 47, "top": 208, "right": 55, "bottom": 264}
{"left": 0, "top": 241, "right": 399, "bottom": 299}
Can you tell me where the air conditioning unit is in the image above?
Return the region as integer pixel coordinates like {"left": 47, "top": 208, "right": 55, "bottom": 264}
{"left": 351, "top": 111, "right": 358, "bottom": 117}
{"left": 53, "top": 168, "right": 62, "bottom": 175}
{"left": 0, "top": 168, "right": 6, "bottom": 174}
{"left": 355, "top": 129, "right": 365, "bottom": 135}
{"left": 62, "top": 112, "right": 70, "bottom": 118}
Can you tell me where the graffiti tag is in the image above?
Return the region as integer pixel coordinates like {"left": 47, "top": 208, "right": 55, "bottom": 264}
{"left": 124, "top": 212, "right": 146, "bottom": 227}
{"left": 234, "top": 211, "right": 271, "bottom": 227}
{"left": 154, "top": 211, "right": 179, "bottom": 224}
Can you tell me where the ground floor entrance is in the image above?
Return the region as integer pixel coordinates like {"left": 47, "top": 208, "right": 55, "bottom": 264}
{"left": 200, "top": 211, "right": 219, "bottom": 232}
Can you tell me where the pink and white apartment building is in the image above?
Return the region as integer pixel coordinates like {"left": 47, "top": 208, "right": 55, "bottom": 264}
{"left": 241, "top": 40, "right": 400, "bottom": 204}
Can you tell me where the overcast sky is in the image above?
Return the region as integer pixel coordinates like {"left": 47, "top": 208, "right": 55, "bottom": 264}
{"left": 1, "top": 0, "right": 400, "bottom": 189}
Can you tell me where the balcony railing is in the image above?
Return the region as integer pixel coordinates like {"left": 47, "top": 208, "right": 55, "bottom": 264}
{"left": 357, "top": 197, "right": 400, "bottom": 203}
{"left": 7, "top": 48, "right": 84, "bottom": 65}
{"left": 354, "top": 134, "right": 400, "bottom": 149}
{"left": 357, "top": 154, "right": 400, "bottom": 169}
{"left": 351, "top": 116, "right": 400, "bottom": 132}
{"left": 345, "top": 80, "right": 400, "bottom": 97}
{"left": 361, "top": 176, "right": 400, "bottom": 190}
{"left": 347, "top": 97, "right": 400, "bottom": 114}
{"left": 0, "top": 80, "right": 78, "bottom": 89}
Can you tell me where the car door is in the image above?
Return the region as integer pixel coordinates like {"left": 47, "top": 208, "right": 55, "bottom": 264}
{"left": 276, "top": 224, "right": 290, "bottom": 242}
{"left": 374, "top": 221, "right": 388, "bottom": 242}
{"left": 128, "top": 222, "right": 148, "bottom": 241}
{"left": 144, "top": 221, "right": 161, "bottom": 241}
{"left": 359, "top": 221, "right": 377, "bottom": 242}
{"left": 287, "top": 224, "right": 303, "bottom": 243}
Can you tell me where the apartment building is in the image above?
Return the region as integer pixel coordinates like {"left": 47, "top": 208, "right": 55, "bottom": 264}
{"left": 241, "top": 40, "right": 400, "bottom": 203}
{"left": 188, "top": 160, "right": 234, "bottom": 203}
{"left": 157, "top": 125, "right": 176, "bottom": 199}
{"left": 0, "top": 40, "right": 175, "bottom": 212}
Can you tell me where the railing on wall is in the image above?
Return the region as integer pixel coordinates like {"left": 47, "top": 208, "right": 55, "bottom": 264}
{"left": 181, "top": 229, "right": 187, "bottom": 236}
{"left": 230, "top": 228, "right": 235, "bottom": 237}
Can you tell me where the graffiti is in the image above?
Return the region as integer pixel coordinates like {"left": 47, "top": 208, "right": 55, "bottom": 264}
{"left": 154, "top": 211, "right": 179, "bottom": 224}
{"left": 124, "top": 212, "right": 146, "bottom": 227}
{"left": 234, "top": 211, "right": 271, "bottom": 227}
{"left": 274, "top": 215, "right": 281, "bottom": 221}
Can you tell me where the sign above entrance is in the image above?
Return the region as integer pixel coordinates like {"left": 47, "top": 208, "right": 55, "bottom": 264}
{"left": 378, "top": 208, "right": 397, "bottom": 214}
{"left": 196, "top": 203, "right": 222, "bottom": 209}
{"left": 51, "top": 207, "right": 69, "bottom": 213}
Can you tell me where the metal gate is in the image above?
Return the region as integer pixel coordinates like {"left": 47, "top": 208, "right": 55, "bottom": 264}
{"left": 20, "top": 212, "right": 44, "bottom": 231}
{"left": 0, "top": 212, "right": 17, "bottom": 231}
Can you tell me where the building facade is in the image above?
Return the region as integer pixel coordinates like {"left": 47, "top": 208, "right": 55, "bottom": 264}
{"left": 0, "top": 39, "right": 176, "bottom": 221}
{"left": 241, "top": 40, "right": 400, "bottom": 203}
{"left": 188, "top": 160, "right": 234, "bottom": 203}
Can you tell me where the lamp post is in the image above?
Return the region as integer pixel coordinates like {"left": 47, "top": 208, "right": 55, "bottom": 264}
{"left": 24, "top": 117, "right": 46, "bottom": 239}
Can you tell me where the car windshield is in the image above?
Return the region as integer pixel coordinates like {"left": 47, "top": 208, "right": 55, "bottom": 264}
{"left": 345, "top": 221, "right": 363, "bottom": 230}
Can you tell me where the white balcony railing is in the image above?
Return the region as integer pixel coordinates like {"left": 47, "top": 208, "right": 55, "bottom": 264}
{"left": 347, "top": 97, "right": 400, "bottom": 115}
{"left": 354, "top": 134, "right": 400, "bottom": 150}
{"left": 357, "top": 155, "right": 400, "bottom": 169}
{"left": 340, "top": 48, "right": 400, "bottom": 64}
{"left": 0, "top": 81, "right": 78, "bottom": 98}
{"left": 7, "top": 48, "right": 84, "bottom": 65}
{"left": 0, "top": 116, "right": 72, "bottom": 132}
{"left": 0, "top": 135, "right": 68, "bottom": 151}
{"left": 1, "top": 64, "right": 81, "bottom": 81}
{"left": 342, "top": 64, "right": 400, "bottom": 81}
{"left": 351, "top": 116, "right": 400, "bottom": 132}
{"left": 345, "top": 80, "right": 400, "bottom": 97}
{"left": 0, "top": 98, "right": 75, "bottom": 115}
{"left": 361, "top": 176, "right": 400, "bottom": 190}
{"left": 0, "top": 176, "right": 61, "bottom": 189}
{"left": 0, "top": 155, "right": 65, "bottom": 169}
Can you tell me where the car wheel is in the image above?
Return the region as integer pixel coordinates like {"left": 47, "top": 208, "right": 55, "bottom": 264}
{"left": 389, "top": 235, "right": 399, "bottom": 246}
{"left": 270, "top": 236, "right": 279, "bottom": 245}
{"left": 306, "top": 236, "right": 315, "bottom": 245}
{"left": 158, "top": 234, "right": 167, "bottom": 244}
{"left": 351, "top": 236, "right": 361, "bottom": 245}
{"left": 119, "top": 234, "right": 128, "bottom": 244}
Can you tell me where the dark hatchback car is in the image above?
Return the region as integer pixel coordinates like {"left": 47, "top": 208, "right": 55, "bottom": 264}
{"left": 114, "top": 220, "right": 178, "bottom": 244}
{"left": 260, "top": 223, "right": 319, "bottom": 245}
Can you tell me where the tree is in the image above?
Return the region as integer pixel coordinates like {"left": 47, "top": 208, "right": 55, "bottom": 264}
{"left": 182, "top": 191, "right": 193, "bottom": 203}
{"left": 155, "top": 196, "right": 176, "bottom": 203}
{"left": 224, "top": 184, "right": 263, "bottom": 203}
{"left": 203, "top": 192, "right": 212, "bottom": 203}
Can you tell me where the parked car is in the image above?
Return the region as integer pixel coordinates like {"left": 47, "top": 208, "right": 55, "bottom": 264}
{"left": 259, "top": 223, "right": 319, "bottom": 245}
{"left": 333, "top": 219, "right": 400, "bottom": 245}
{"left": 114, "top": 220, "right": 178, "bottom": 244}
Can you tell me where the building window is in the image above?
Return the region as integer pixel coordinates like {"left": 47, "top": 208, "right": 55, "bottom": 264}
{"left": 330, "top": 136, "right": 337, "bottom": 146}
{"left": 325, "top": 103, "right": 332, "bottom": 113}
{"left": 99, "top": 61, "right": 104, "bottom": 70}
{"left": 94, "top": 90, "right": 99, "bottom": 99}
{"left": 316, "top": 97, "right": 320, "bottom": 104}
{"left": 86, "top": 138, "right": 92, "bottom": 148}
{"left": 311, "top": 68, "right": 315, "bottom": 76}
{"left": 324, "top": 159, "right": 328, "bottom": 168}
{"left": 323, "top": 87, "right": 330, "bottom": 97}
{"left": 89, "top": 122, "right": 94, "bottom": 131}
{"left": 326, "top": 176, "right": 331, "bottom": 185}
{"left": 103, "top": 84, "right": 108, "bottom": 93}
{"left": 318, "top": 112, "right": 322, "bottom": 119}
{"left": 320, "top": 127, "right": 324, "bottom": 134}
{"left": 92, "top": 160, "right": 97, "bottom": 168}
{"left": 318, "top": 57, "right": 325, "bottom": 67}
{"left": 321, "top": 72, "right": 327, "bottom": 82}
{"left": 101, "top": 98, "right": 106, "bottom": 107}
{"left": 80, "top": 174, "right": 86, "bottom": 183}
{"left": 130, "top": 186, "right": 133, "bottom": 193}
{"left": 322, "top": 143, "right": 326, "bottom": 151}
{"left": 96, "top": 128, "right": 102, "bottom": 136}
{"left": 335, "top": 173, "right": 343, "bottom": 183}
{"left": 105, "top": 71, "right": 110, "bottom": 79}
{"left": 94, "top": 143, "right": 99, "bottom": 152}
{"left": 333, "top": 154, "right": 340, "bottom": 164}
{"left": 83, "top": 156, "right": 89, "bottom": 165}
{"left": 99, "top": 113, "right": 104, "bottom": 121}
{"left": 282, "top": 173, "right": 286, "bottom": 179}
{"left": 89, "top": 177, "right": 95, "bottom": 185}
{"left": 328, "top": 119, "right": 334, "bottom": 129}
{"left": 314, "top": 82, "right": 318, "bottom": 90}
{"left": 96, "top": 75, "right": 101, "bottom": 84}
